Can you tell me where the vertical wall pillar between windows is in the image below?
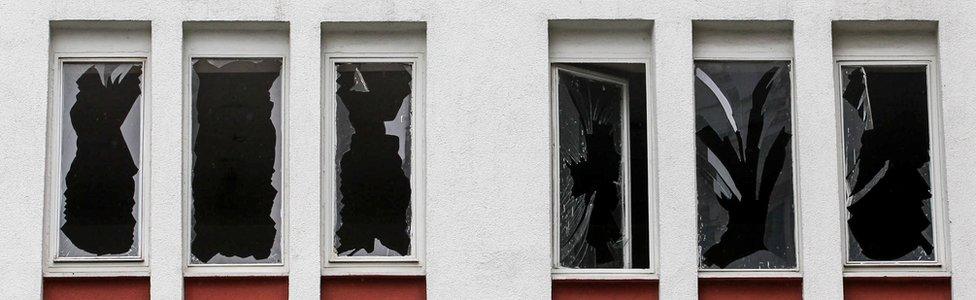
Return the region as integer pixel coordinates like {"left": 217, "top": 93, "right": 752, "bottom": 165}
{"left": 149, "top": 19, "right": 185, "bottom": 300}
{"left": 0, "top": 5, "right": 48, "bottom": 299}
{"left": 793, "top": 15, "right": 845, "bottom": 300}
{"left": 938, "top": 13, "right": 976, "bottom": 300}
{"left": 423, "top": 10, "right": 552, "bottom": 299}
{"left": 653, "top": 18, "right": 698, "bottom": 300}
{"left": 288, "top": 19, "right": 322, "bottom": 300}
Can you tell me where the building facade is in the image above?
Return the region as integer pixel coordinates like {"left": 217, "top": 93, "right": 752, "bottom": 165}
{"left": 1, "top": 1, "right": 975, "bottom": 299}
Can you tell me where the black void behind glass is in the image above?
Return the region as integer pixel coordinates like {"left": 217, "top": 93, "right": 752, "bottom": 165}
{"left": 841, "top": 65, "right": 935, "bottom": 263}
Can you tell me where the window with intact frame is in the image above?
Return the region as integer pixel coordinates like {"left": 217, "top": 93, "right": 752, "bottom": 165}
{"left": 552, "top": 62, "right": 650, "bottom": 271}
{"left": 839, "top": 63, "right": 940, "bottom": 264}
{"left": 694, "top": 60, "right": 798, "bottom": 270}
{"left": 188, "top": 57, "right": 285, "bottom": 265}
{"left": 57, "top": 59, "right": 146, "bottom": 261}
{"left": 329, "top": 60, "right": 418, "bottom": 259}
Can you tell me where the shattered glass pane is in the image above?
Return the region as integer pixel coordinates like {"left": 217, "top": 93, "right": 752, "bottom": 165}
{"left": 59, "top": 62, "right": 143, "bottom": 259}
{"left": 334, "top": 62, "right": 413, "bottom": 257}
{"left": 841, "top": 65, "right": 935, "bottom": 262}
{"left": 190, "top": 58, "right": 283, "bottom": 264}
{"left": 695, "top": 61, "right": 797, "bottom": 270}
{"left": 557, "top": 68, "right": 626, "bottom": 269}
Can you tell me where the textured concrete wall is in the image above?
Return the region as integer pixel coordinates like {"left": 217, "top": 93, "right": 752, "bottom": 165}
{"left": 1, "top": 1, "right": 974, "bottom": 300}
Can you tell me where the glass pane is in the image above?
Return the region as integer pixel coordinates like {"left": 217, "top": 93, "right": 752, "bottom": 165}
{"left": 695, "top": 60, "right": 797, "bottom": 270}
{"left": 841, "top": 65, "right": 935, "bottom": 262}
{"left": 557, "top": 68, "right": 626, "bottom": 269}
{"left": 334, "top": 62, "right": 413, "bottom": 257}
{"left": 190, "top": 58, "right": 283, "bottom": 264}
{"left": 59, "top": 62, "right": 143, "bottom": 259}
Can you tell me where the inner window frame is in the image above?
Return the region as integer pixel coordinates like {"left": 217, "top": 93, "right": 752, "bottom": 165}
{"left": 45, "top": 55, "right": 151, "bottom": 276}
{"left": 835, "top": 58, "right": 949, "bottom": 272}
{"left": 549, "top": 57, "right": 657, "bottom": 279}
{"left": 322, "top": 53, "right": 426, "bottom": 274}
{"left": 692, "top": 56, "right": 803, "bottom": 277}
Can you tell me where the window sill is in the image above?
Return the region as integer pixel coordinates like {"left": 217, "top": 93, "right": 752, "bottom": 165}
{"left": 551, "top": 272, "right": 657, "bottom": 281}
{"left": 184, "top": 265, "right": 288, "bottom": 277}
{"left": 44, "top": 262, "right": 150, "bottom": 277}
{"left": 322, "top": 265, "right": 425, "bottom": 277}
{"left": 43, "top": 269, "right": 150, "bottom": 278}
{"left": 843, "top": 268, "right": 950, "bottom": 278}
{"left": 698, "top": 270, "right": 802, "bottom": 279}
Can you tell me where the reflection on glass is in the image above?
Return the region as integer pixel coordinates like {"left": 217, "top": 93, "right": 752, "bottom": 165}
{"left": 694, "top": 60, "right": 797, "bottom": 270}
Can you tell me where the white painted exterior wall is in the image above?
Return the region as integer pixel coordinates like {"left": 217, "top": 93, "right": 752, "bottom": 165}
{"left": 1, "top": 1, "right": 974, "bottom": 300}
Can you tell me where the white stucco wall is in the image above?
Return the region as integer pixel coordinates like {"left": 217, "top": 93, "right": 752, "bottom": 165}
{"left": 1, "top": 1, "right": 974, "bottom": 300}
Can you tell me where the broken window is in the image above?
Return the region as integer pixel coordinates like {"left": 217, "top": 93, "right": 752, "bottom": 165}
{"left": 554, "top": 63, "right": 650, "bottom": 270}
{"left": 695, "top": 61, "right": 797, "bottom": 270}
{"left": 190, "top": 58, "right": 283, "bottom": 264}
{"left": 58, "top": 61, "right": 144, "bottom": 260}
{"left": 841, "top": 64, "right": 936, "bottom": 263}
{"left": 333, "top": 62, "right": 414, "bottom": 257}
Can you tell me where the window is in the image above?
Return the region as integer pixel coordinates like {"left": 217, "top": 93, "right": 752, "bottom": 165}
{"left": 694, "top": 60, "right": 798, "bottom": 271}
{"left": 548, "top": 20, "right": 655, "bottom": 279}
{"left": 188, "top": 57, "right": 285, "bottom": 265}
{"left": 55, "top": 59, "right": 146, "bottom": 262}
{"left": 551, "top": 62, "right": 651, "bottom": 275}
{"left": 322, "top": 21, "right": 427, "bottom": 275}
{"left": 832, "top": 21, "right": 947, "bottom": 273}
{"left": 838, "top": 62, "right": 943, "bottom": 266}
{"left": 182, "top": 23, "right": 290, "bottom": 275}
{"left": 330, "top": 59, "right": 418, "bottom": 260}
{"left": 45, "top": 21, "right": 152, "bottom": 276}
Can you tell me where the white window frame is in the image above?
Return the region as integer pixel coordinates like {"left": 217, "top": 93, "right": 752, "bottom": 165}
{"left": 549, "top": 57, "right": 658, "bottom": 280}
{"left": 182, "top": 53, "right": 290, "bottom": 277}
{"left": 834, "top": 57, "right": 950, "bottom": 277}
{"left": 692, "top": 56, "right": 803, "bottom": 279}
{"left": 45, "top": 54, "right": 151, "bottom": 277}
{"left": 322, "top": 52, "right": 426, "bottom": 276}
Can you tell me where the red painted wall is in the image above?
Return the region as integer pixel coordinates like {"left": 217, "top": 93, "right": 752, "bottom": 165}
{"left": 699, "top": 278, "right": 802, "bottom": 300}
{"left": 552, "top": 280, "right": 659, "bottom": 300}
{"left": 845, "top": 277, "right": 950, "bottom": 300}
{"left": 44, "top": 277, "right": 149, "bottom": 300}
{"left": 184, "top": 277, "right": 288, "bottom": 300}
{"left": 322, "top": 276, "right": 426, "bottom": 300}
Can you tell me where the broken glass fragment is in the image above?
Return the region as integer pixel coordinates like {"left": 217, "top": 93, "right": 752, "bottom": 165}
{"left": 557, "top": 68, "right": 626, "bottom": 269}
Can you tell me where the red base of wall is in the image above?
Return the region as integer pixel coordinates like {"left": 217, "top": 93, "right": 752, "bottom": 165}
{"left": 44, "top": 277, "right": 149, "bottom": 300}
{"left": 700, "top": 278, "right": 802, "bottom": 300}
{"left": 42, "top": 275, "right": 950, "bottom": 299}
{"left": 322, "top": 276, "right": 426, "bottom": 300}
{"left": 553, "top": 280, "right": 659, "bottom": 300}
{"left": 185, "top": 277, "right": 288, "bottom": 300}
{"left": 845, "top": 277, "right": 950, "bottom": 300}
